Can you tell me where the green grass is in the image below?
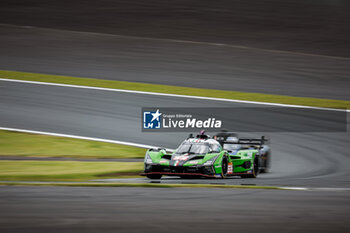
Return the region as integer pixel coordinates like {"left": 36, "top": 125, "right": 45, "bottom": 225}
{"left": 0, "top": 70, "right": 349, "bottom": 109}
{"left": 0, "top": 130, "right": 146, "bottom": 159}
{"left": 0, "top": 130, "right": 146, "bottom": 181}
{"left": 0, "top": 181, "right": 283, "bottom": 190}
{"left": 0, "top": 160, "right": 144, "bottom": 181}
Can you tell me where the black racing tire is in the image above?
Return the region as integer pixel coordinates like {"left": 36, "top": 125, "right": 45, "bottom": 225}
{"left": 221, "top": 156, "right": 228, "bottom": 179}
{"left": 146, "top": 174, "right": 162, "bottom": 179}
{"left": 260, "top": 153, "right": 270, "bottom": 173}
{"left": 241, "top": 158, "right": 259, "bottom": 178}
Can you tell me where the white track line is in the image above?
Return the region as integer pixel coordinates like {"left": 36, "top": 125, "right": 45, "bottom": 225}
{"left": 0, "top": 78, "right": 348, "bottom": 112}
{"left": 279, "top": 187, "right": 309, "bottom": 191}
{"left": 0, "top": 127, "right": 159, "bottom": 149}
{"left": 279, "top": 187, "right": 350, "bottom": 191}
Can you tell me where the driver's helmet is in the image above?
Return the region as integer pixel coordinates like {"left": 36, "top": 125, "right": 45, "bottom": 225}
{"left": 196, "top": 130, "right": 210, "bottom": 139}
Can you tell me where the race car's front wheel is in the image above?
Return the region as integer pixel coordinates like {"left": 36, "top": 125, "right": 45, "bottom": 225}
{"left": 221, "top": 156, "right": 228, "bottom": 179}
{"left": 146, "top": 174, "right": 162, "bottom": 179}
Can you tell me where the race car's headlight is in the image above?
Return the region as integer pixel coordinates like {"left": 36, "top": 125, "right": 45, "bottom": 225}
{"left": 144, "top": 152, "right": 153, "bottom": 164}
{"left": 204, "top": 160, "right": 214, "bottom": 166}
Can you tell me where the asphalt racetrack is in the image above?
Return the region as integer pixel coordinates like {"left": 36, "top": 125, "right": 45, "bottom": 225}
{"left": 0, "top": 80, "right": 349, "bottom": 188}
{"left": 1, "top": 186, "right": 349, "bottom": 233}
{"left": 1, "top": 1, "right": 350, "bottom": 232}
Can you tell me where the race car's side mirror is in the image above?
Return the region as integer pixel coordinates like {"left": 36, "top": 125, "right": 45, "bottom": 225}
{"left": 150, "top": 148, "right": 167, "bottom": 154}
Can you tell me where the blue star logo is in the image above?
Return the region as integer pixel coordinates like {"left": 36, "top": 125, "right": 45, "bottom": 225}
{"left": 143, "top": 109, "right": 162, "bottom": 129}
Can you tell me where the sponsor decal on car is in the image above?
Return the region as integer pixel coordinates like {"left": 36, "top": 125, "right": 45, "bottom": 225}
{"left": 188, "top": 160, "right": 199, "bottom": 164}
{"left": 227, "top": 162, "right": 233, "bottom": 174}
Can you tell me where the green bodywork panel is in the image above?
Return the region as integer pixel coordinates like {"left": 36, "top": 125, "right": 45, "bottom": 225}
{"left": 229, "top": 149, "right": 257, "bottom": 173}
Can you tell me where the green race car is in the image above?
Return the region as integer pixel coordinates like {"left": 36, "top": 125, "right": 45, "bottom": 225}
{"left": 214, "top": 132, "right": 270, "bottom": 178}
{"left": 141, "top": 132, "right": 269, "bottom": 179}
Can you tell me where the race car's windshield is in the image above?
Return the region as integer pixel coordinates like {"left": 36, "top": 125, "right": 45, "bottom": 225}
{"left": 176, "top": 143, "right": 209, "bottom": 154}
{"left": 223, "top": 144, "right": 241, "bottom": 150}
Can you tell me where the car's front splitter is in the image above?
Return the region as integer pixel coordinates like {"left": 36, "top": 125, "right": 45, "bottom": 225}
{"left": 140, "top": 172, "right": 217, "bottom": 178}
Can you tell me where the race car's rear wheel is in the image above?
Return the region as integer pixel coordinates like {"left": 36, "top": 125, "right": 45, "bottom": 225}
{"left": 241, "top": 158, "right": 259, "bottom": 178}
{"left": 260, "top": 152, "right": 270, "bottom": 173}
{"left": 146, "top": 174, "right": 162, "bottom": 179}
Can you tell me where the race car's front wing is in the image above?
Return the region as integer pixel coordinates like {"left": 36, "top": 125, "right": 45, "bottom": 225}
{"left": 141, "top": 164, "right": 217, "bottom": 177}
{"left": 141, "top": 164, "right": 253, "bottom": 178}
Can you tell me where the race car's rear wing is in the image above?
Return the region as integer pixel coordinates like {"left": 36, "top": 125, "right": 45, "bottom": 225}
{"left": 235, "top": 137, "right": 268, "bottom": 146}
{"left": 213, "top": 132, "right": 268, "bottom": 147}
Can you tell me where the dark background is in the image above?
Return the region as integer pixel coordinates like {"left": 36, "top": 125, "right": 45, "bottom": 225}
{"left": 1, "top": 0, "right": 350, "bottom": 57}
{"left": 1, "top": 0, "right": 350, "bottom": 99}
